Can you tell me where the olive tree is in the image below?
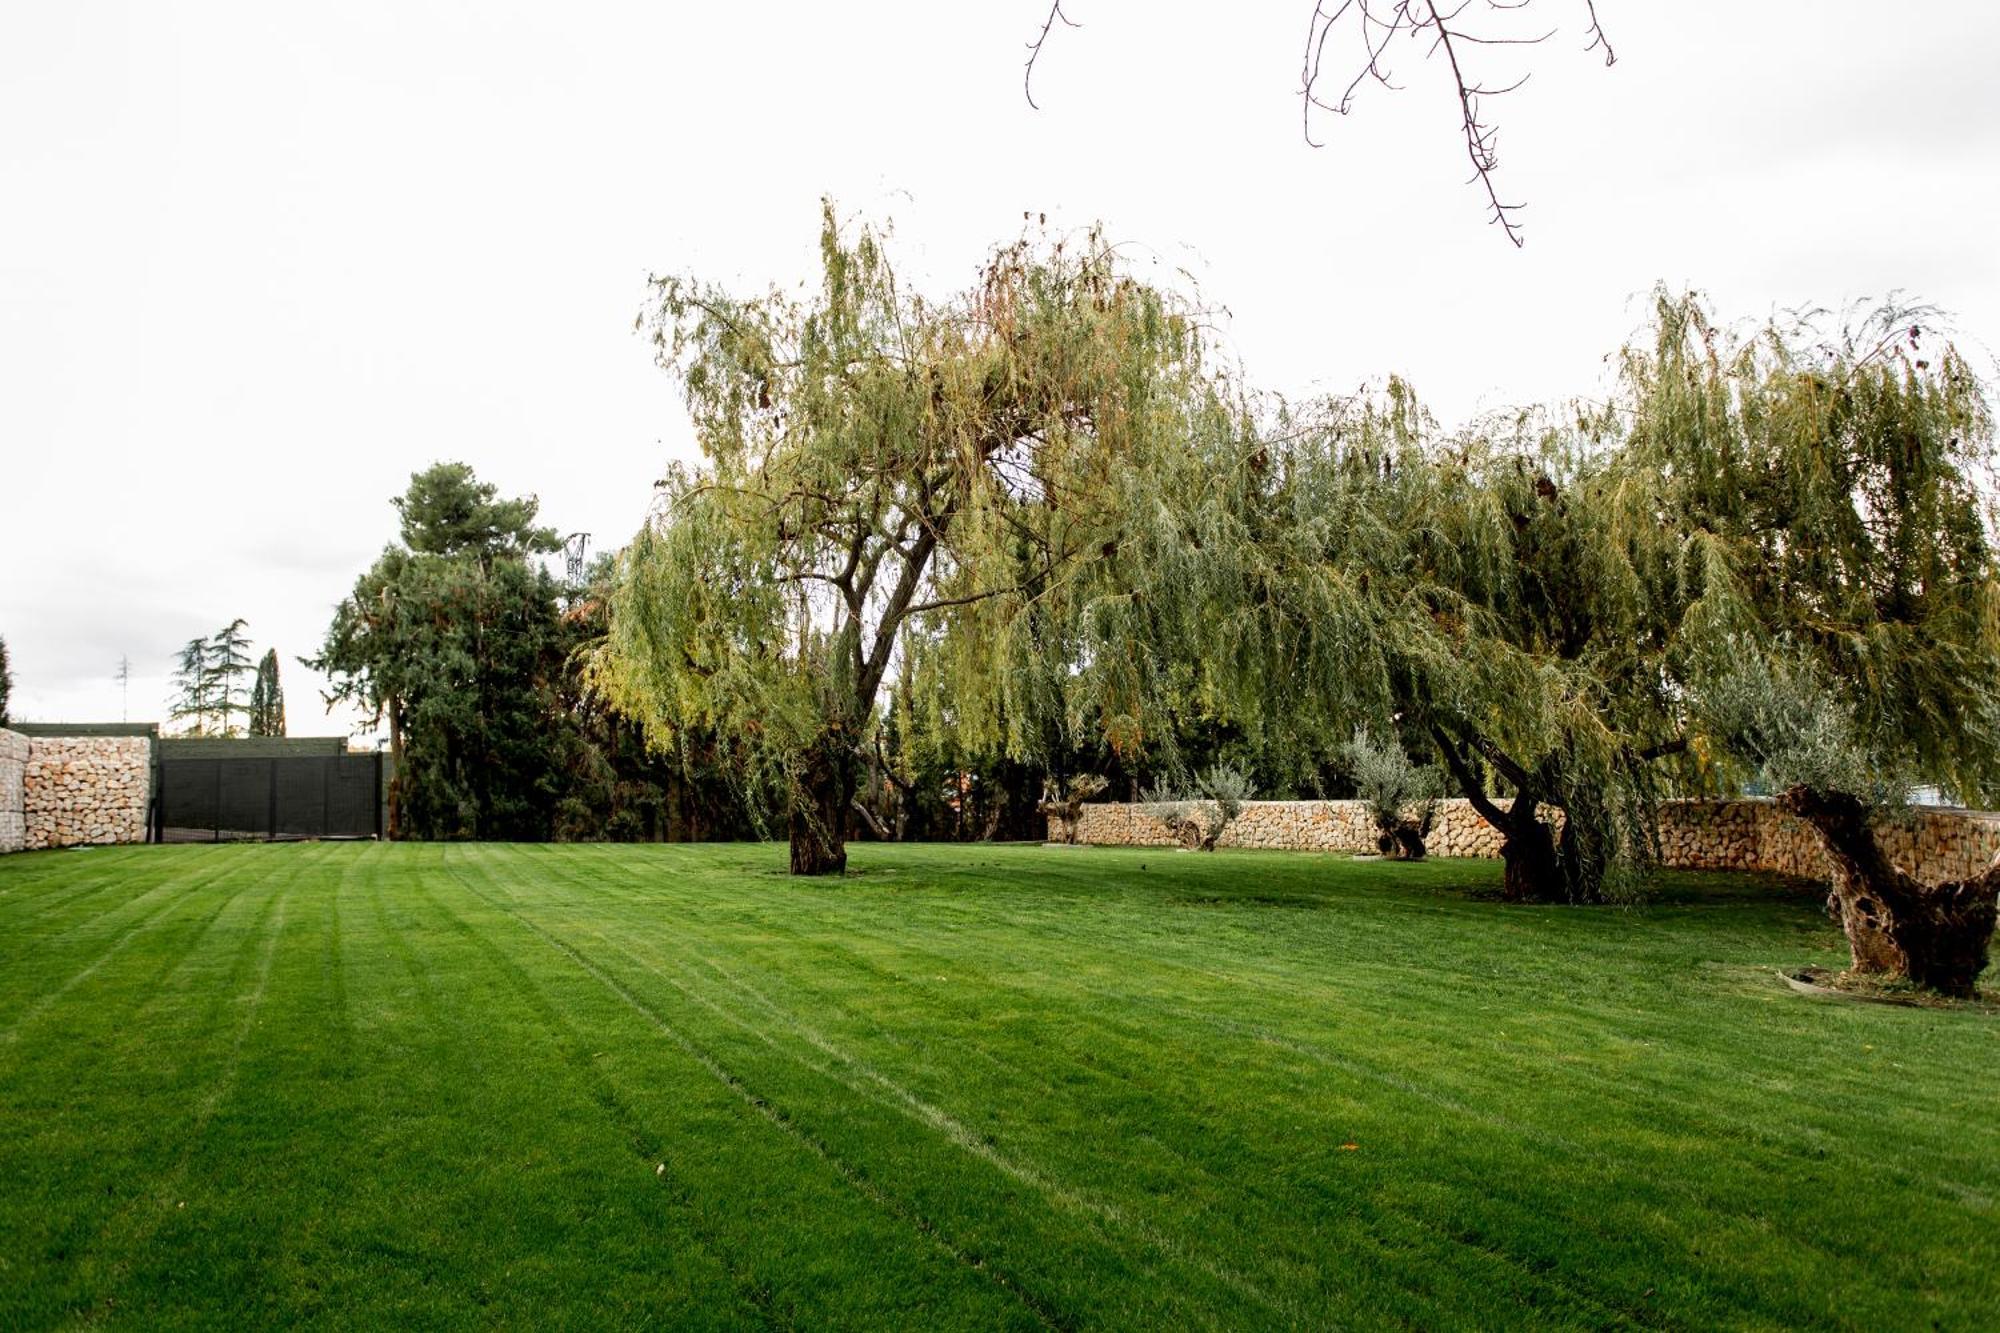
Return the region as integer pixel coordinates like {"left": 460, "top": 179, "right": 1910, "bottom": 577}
{"left": 1632, "top": 298, "right": 2000, "bottom": 994}
{"left": 1344, "top": 724, "right": 1441, "bottom": 859}
{"left": 603, "top": 206, "right": 1232, "bottom": 874}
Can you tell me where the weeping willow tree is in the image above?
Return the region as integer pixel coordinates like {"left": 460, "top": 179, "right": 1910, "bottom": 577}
{"left": 601, "top": 206, "right": 1237, "bottom": 874}
{"left": 1159, "top": 377, "right": 1702, "bottom": 903}
{"left": 1627, "top": 295, "right": 2000, "bottom": 994}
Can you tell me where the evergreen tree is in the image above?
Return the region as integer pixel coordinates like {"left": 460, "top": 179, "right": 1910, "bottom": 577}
{"left": 0, "top": 635, "right": 11, "bottom": 727}
{"left": 310, "top": 464, "right": 569, "bottom": 840}
{"left": 248, "top": 648, "right": 286, "bottom": 737}
{"left": 208, "top": 619, "right": 255, "bottom": 737}
{"left": 168, "top": 636, "right": 218, "bottom": 736}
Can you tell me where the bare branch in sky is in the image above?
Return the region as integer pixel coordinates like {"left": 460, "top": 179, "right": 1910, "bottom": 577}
{"left": 1026, "top": 2, "right": 1618, "bottom": 247}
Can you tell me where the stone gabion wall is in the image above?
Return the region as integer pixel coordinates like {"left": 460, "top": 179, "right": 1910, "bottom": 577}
{"left": 0, "top": 730, "right": 25, "bottom": 854}
{"left": 1651, "top": 799, "right": 2000, "bottom": 884}
{"left": 1056, "top": 798, "right": 1539, "bottom": 857}
{"left": 23, "top": 736, "right": 152, "bottom": 850}
{"left": 1057, "top": 797, "right": 2000, "bottom": 888}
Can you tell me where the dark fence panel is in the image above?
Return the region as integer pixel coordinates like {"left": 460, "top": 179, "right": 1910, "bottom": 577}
{"left": 155, "top": 753, "right": 381, "bottom": 843}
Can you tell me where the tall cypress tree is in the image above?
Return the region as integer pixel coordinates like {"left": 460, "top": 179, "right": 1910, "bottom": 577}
{"left": 248, "top": 649, "right": 286, "bottom": 737}
{"left": 0, "top": 634, "right": 11, "bottom": 728}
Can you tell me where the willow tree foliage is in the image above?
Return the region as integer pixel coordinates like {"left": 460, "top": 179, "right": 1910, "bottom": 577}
{"left": 602, "top": 206, "right": 1239, "bottom": 874}
{"left": 1626, "top": 297, "right": 2000, "bottom": 994}
{"left": 1153, "top": 377, "right": 1699, "bottom": 902}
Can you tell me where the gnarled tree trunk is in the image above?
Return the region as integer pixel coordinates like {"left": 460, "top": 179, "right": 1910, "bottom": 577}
{"left": 1375, "top": 819, "right": 1429, "bottom": 860}
{"left": 789, "top": 736, "right": 854, "bottom": 876}
{"left": 1430, "top": 722, "right": 1570, "bottom": 901}
{"left": 1778, "top": 786, "right": 1999, "bottom": 997}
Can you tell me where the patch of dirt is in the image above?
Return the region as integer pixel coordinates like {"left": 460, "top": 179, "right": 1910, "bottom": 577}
{"left": 1780, "top": 967, "right": 1998, "bottom": 1013}
{"left": 1175, "top": 895, "right": 1327, "bottom": 910}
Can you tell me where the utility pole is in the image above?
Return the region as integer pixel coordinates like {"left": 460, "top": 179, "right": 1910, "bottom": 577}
{"left": 115, "top": 654, "right": 130, "bottom": 722}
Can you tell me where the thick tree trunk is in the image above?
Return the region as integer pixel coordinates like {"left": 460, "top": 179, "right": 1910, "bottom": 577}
{"left": 1498, "top": 810, "right": 1562, "bottom": 902}
{"left": 789, "top": 738, "right": 853, "bottom": 876}
{"left": 1778, "top": 786, "right": 1999, "bottom": 997}
{"left": 1428, "top": 723, "right": 1566, "bottom": 901}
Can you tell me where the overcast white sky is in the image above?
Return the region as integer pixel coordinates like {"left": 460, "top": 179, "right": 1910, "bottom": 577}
{"left": 4, "top": 2, "right": 1997, "bottom": 737}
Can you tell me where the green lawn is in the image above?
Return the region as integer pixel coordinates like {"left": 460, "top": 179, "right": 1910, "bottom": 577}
{"left": 0, "top": 844, "right": 1994, "bottom": 1330}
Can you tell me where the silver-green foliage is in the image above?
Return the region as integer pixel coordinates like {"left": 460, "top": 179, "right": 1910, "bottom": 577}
{"left": 1343, "top": 725, "right": 1441, "bottom": 835}
{"left": 1143, "top": 762, "right": 1255, "bottom": 850}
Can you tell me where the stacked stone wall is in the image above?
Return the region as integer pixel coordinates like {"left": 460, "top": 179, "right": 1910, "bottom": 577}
{"left": 1058, "top": 797, "right": 2000, "bottom": 888}
{"left": 0, "top": 730, "right": 25, "bottom": 854}
{"left": 22, "top": 736, "right": 152, "bottom": 850}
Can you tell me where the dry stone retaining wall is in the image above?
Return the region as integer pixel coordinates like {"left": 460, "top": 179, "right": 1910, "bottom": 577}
{"left": 1057, "top": 797, "right": 2000, "bottom": 888}
{"left": 0, "top": 730, "right": 25, "bottom": 854}
{"left": 21, "top": 736, "right": 152, "bottom": 851}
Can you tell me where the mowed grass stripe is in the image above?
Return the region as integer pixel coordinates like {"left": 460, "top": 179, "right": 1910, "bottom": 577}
{"left": 512, "top": 848, "right": 1738, "bottom": 1325}
{"left": 454, "top": 845, "right": 1297, "bottom": 1328}
{"left": 1, "top": 842, "right": 1995, "bottom": 1329}
{"left": 1, "top": 851, "right": 310, "bottom": 1325}
{"left": 489, "top": 843, "right": 1996, "bottom": 1329}
{"left": 428, "top": 845, "right": 1065, "bottom": 1330}
{"left": 101, "top": 843, "right": 781, "bottom": 1328}
{"left": 0, "top": 855, "right": 274, "bottom": 1051}
{"left": 484, "top": 847, "right": 1673, "bottom": 1326}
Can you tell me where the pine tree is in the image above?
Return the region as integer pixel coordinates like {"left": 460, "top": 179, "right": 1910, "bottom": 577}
{"left": 248, "top": 649, "right": 286, "bottom": 737}
{"left": 209, "top": 619, "right": 255, "bottom": 737}
{"left": 168, "top": 637, "right": 215, "bottom": 736}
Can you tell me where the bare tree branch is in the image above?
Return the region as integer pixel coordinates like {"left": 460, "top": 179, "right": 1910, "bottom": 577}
{"left": 1023, "top": 0, "right": 1080, "bottom": 111}
{"left": 1025, "top": 2, "right": 1615, "bottom": 247}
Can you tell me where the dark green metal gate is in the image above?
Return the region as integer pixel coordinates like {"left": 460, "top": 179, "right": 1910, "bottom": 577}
{"left": 152, "top": 752, "right": 382, "bottom": 842}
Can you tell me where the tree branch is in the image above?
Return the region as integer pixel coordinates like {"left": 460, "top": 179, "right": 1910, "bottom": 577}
{"left": 1428, "top": 721, "right": 1510, "bottom": 829}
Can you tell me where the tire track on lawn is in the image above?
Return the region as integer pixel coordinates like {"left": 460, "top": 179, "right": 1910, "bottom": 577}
{"left": 538, "top": 852, "right": 1569, "bottom": 1182}
{"left": 637, "top": 930, "right": 1675, "bottom": 1328}
{"left": 69, "top": 862, "right": 301, "bottom": 1329}
{"left": 393, "top": 860, "right": 830, "bottom": 1332}
{"left": 749, "top": 870, "right": 1911, "bottom": 1324}
{"left": 433, "top": 852, "right": 1070, "bottom": 1333}
{"left": 471, "top": 853, "right": 1304, "bottom": 1329}
{"left": 0, "top": 862, "right": 252, "bottom": 1046}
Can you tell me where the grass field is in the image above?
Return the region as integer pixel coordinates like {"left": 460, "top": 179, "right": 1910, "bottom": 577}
{"left": 0, "top": 842, "right": 1994, "bottom": 1330}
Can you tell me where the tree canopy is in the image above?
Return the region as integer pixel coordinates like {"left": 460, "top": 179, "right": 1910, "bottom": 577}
{"left": 598, "top": 204, "right": 1997, "bottom": 986}
{"left": 601, "top": 204, "right": 1244, "bottom": 872}
{"left": 310, "top": 464, "right": 571, "bottom": 839}
{"left": 248, "top": 648, "right": 286, "bottom": 737}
